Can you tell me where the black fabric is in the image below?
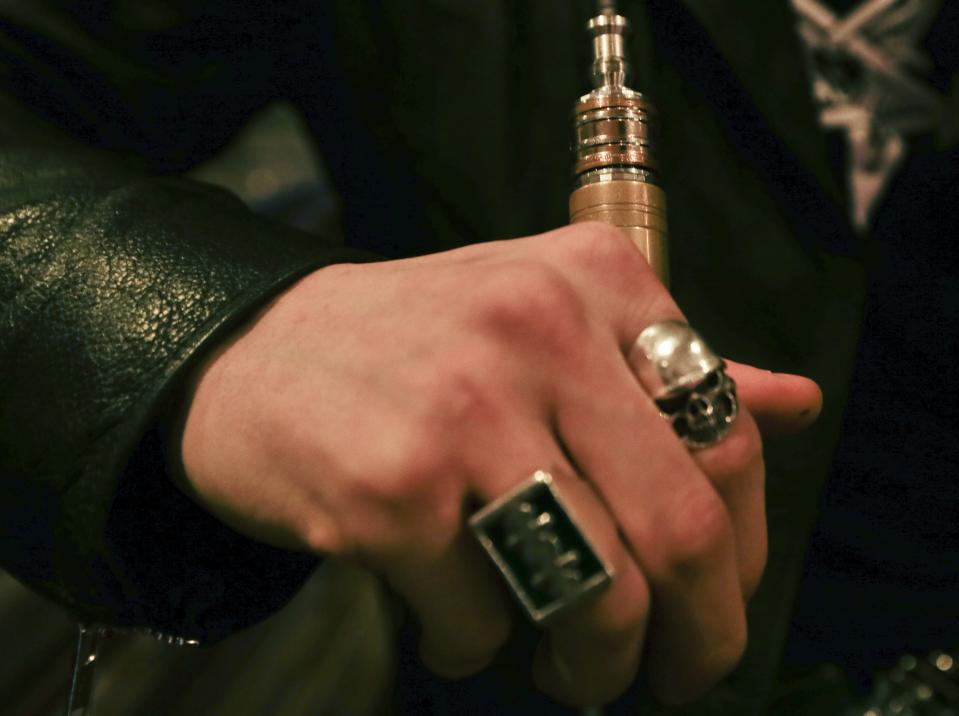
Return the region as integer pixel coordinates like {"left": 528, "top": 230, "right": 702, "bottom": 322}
{"left": 786, "top": 121, "right": 959, "bottom": 688}
{"left": 644, "top": 0, "right": 858, "bottom": 259}
{"left": 781, "top": 3, "right": 959, "bottom": 686}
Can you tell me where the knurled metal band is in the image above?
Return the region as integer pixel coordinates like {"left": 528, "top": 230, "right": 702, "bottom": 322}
{"left": 572, "top": 90, "right": 659, "bottom": 177}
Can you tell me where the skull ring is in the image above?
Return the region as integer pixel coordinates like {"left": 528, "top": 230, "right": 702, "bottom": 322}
{"left": 629, "top": 320, "right": 738, "bottom": 449}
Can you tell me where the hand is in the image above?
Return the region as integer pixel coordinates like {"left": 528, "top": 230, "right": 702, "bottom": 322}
{"left": 176, "top": 223, "right": 821, "bottom": 707}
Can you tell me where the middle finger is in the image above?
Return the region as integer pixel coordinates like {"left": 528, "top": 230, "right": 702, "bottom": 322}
{"left": 552, "top": 332, "right": 746, "bottom": 705}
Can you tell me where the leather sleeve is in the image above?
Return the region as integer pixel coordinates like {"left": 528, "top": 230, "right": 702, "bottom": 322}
{"left": 0, "top": 3, "right": 376, "bottom": 642}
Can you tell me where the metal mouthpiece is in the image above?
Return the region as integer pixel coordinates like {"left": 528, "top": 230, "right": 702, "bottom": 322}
{"left": 588, "top": 12, "right": 630, "bottom": 90}
{"left": 569, "top": 6, "right": 670, "bottom": 284}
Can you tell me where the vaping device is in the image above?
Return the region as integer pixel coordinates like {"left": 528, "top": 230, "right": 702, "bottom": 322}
{"left": 570, "top": 2, "right": 669, "bottom": 286}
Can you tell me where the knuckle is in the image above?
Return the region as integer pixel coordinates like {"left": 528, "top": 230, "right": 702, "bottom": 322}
{"left": 476, "top": 260, "right": 586, "bottom": 348}
{"left": 549, "top": 564, "right": 649, "bottom": 656}
{"left": 653, "top": 624, "right": 748, "bottom": 706}
{"left": 703, "top": 624, "right": 748, "bottom": 684}
{"left": 300, "top": 517, "right": 348, "bottom": 557}
{"left": 419, "top": 363, "right": 494, "bottom": 432}
{"left": 349, "top": 423, "right": 455, "bottom": 517}
{"left": 564, "top": 221, "right": 650, "bottom": 278}
{"left": 653, "top": 488, "right": 732, "bottom": 577}
{"left": 468, "top": 611, "right": 513, "bottom": 661}
{"left": 387, "top": 429, "right": 452, "bottom": 498}
{"left": 590, "top": 601, "right": 649, "bottom": 652}
{"left": 559, "top": 222, "right": 677, "bottom": 334}
{"left": 423, "top": 613, "right": 512, "bottom": 679}
{"left": 356, "top": 429, "right": 466, "bottom": 559}
{"left": 536, "top": 623, "right": 645, "bottom": 707}
{"left": 586, "top": 574, "right": 651, "bottom": 650}
{"left": 408, "top": 500, "right": 465, "bottom": 561}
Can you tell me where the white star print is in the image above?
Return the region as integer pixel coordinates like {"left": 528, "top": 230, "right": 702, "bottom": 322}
{"left": 791, "top": 0, "right": 946, "bottom": 229}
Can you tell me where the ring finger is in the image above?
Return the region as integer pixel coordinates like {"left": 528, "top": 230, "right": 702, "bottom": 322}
{"left": 627, "top": 323, "right": 767, "bottom": 598}
{"left": 470, "top": 421, "right": 652, "bottom": 708}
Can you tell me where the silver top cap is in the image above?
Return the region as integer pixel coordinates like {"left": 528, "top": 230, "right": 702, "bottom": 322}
{"left": 587, "top": 13, "right": 630, "bottom": 89}
{"left": 630, "top": 320, "right": 724, "bottom": 396}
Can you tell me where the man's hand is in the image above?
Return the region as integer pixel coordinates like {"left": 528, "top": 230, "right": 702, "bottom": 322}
{"left": 176, "top": 223, "right": 821, "bottom": 707}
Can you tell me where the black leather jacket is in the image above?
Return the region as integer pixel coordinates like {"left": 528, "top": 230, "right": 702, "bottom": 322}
{"left": 0, "top": 0, "right": 380, "bottom": 642}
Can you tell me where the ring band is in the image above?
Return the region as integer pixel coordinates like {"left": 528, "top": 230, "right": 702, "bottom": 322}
{"left": 469, "top": 470, "right": 613, "bottom": 625}
{"left": 629, "top": 320, "right": 739, "bottom": 449}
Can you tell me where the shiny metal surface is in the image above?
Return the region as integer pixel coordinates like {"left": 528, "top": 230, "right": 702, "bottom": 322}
{"left": 574, "top": 106, "right": 652, "bottom": 147}
{"left": 576, "top": 166, "right": 657, "bottom": 186}
{"left": 630, "top": 320, "right": 724, "bottom": 396}
{"left": 569, "top": 9, "right": 669, "bottom": 285}
{"left": 469, "top": 470, "right": 613, "bottom": 625}
{"left": 587, "top": 13, "right": 630, "bottom": 89}
{"left": 65, "top": 624, "right": 103, "bottom": 716}
{"left": 654, "top": 366, "right": 738, "bottom": 449}
{"left": 629, "top": 321, "right": 737, "bottom": 449}
{"left": 569, "top": 178, "right": 669, "bottom": 279}
{"left": 851, "top": 647, "right": 959, "bottom": 715}
{"left": 571, "top": 91, "right": 658, "bottom": 177}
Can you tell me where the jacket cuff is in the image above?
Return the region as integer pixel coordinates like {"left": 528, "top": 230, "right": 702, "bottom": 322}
{"left": 0, "top": 157, "right": 377, "bottom": 641}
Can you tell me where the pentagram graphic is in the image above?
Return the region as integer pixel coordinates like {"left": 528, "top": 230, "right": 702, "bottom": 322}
{"left": 792, "top": 0, "right": 946, "bottom": 229}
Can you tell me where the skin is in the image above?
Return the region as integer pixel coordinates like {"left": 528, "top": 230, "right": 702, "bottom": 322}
{"left": 175, "top": 222, "right": 822, "bottom": 708}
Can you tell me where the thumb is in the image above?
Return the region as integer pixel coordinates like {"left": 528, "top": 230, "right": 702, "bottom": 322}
{"left": 724, "top": 360, "right": 822, "bottom": 438}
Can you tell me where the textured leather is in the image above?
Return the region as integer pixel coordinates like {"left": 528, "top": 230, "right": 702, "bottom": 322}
{"left": 0, "top": 2, "right": 376, "bottom": 641}
{"left": 0, "top": 149, "right": 375, "bottom": 639}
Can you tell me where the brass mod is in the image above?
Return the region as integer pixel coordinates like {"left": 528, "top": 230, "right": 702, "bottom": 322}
{"left": 570, "top": 6, "right": 669, "bottom": 285}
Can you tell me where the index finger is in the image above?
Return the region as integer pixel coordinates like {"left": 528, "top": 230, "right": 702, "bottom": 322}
{"left": 530, "top": 222, "right": 686, "bottom": 351}
{"left": 724, "top": 361, "right": 822, "bottom": 437}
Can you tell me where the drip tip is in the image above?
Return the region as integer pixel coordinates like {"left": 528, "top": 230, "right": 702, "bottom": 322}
{"left": 588, "top": 12, "right": 630, "bottom": 89}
